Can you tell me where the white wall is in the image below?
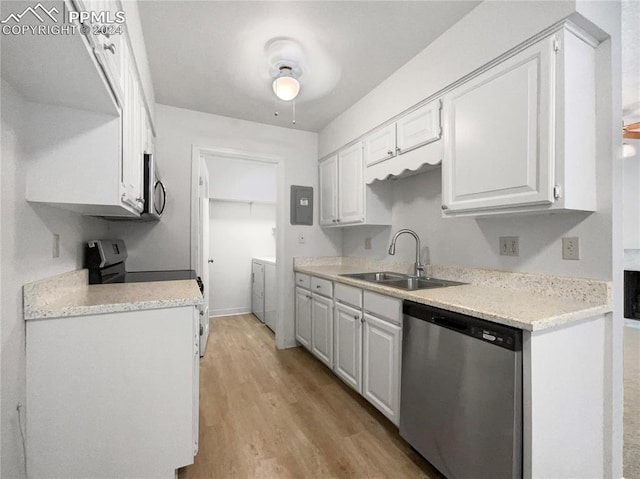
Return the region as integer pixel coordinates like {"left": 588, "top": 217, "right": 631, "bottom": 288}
{"left": 112, "top": 104, "right": 341, "bottom": 347}
{"left": 322, "top": 1, "right": 614, "bottom": 281}
{"left": 206, "top": 156, "right": 277, "bottom": 203}
{"left": 209, "top": 201, "right": 276, "bottom": 316}
{"left": 623, "top": 140, "right": 640, "bottom": 249}
{"left": 343, "top": 170, "right": 612, "bottom": 279}
{"left": 1, "top": 80, "right": 109, "bottom": 477}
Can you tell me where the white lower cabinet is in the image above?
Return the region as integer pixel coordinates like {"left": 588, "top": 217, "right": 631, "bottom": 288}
{"left": 311, "top": 293, "right": 334, "bottom": 368}
{"left": 26, "top": 306, "right": 199, "bottom": 476}
{"left": 362, "top": 312, "right": 402, "bottom": 426}
{"left": 334, "top": 302, "right": 363, "bottom": 392}
{"left": 295, "top": 275, "right": 402, "bottom": 426}
{"left": 295, "top": 286, "right": 312, "bottom": 349}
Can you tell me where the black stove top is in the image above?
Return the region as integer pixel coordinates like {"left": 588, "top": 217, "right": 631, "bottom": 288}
{"left": 86, "top": 240, "right": 202, "bottom": 294}
{"left": 124, "top": 270, "right": 197, "bottom": 283}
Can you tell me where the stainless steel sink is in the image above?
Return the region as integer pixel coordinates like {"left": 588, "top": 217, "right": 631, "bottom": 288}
{"left": 340, "top": 271, "right": 407, "bottom": 282}
{"left": 339, "top": 272, "right": 465, "bottom": 290}
{"left": 382, "top": 277, "right": 465, "bottom": 290}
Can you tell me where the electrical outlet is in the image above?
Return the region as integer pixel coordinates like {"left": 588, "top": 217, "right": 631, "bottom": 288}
{"left": 562, "top": 237, "right": 579, "bottom": 260}
{"left": 298, "top": 233, "right": 305, "bottom": 244}
{"left": 52, "top": 233, "right": 60, "bottom": 258}
{"left": 364, "top": 238, "right": 372, "bottom": 250}
{"left": 499, "top": 236, "right": 519, "bottom": 256}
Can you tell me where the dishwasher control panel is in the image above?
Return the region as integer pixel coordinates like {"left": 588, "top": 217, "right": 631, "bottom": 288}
{"left": 403, "top": 301, "right": 522, "bottom": 351}
{"left": 472, "top": 327, "right": 515, "bottom": 348}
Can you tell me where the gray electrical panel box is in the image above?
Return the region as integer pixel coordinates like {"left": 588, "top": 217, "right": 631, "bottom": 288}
{"left": 290, "top": 185, "right": 313, "bottom": 225}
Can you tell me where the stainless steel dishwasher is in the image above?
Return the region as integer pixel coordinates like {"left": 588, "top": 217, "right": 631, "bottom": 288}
{"left": 400, "top": 301, "right": 522, "bottom": 479}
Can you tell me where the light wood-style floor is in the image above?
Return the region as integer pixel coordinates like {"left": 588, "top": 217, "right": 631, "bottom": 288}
{"left": 178, "top": 314, "right": 443, "bottom": 479}
{"left": 624, "top": 320, "right": 640, "bottom": 479}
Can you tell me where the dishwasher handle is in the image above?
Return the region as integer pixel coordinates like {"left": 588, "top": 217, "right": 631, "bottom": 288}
{"left": 431, "top": 315, "right": 468, "bottom": 332}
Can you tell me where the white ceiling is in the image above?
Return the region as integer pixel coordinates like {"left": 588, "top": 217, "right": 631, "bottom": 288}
{"left": 137, "top": 1, "right": 480, "bottom": 132}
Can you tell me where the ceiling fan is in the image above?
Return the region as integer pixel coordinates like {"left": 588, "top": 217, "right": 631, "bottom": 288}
{"left": 624, "top": 122, "right": 640, "bottom": 139}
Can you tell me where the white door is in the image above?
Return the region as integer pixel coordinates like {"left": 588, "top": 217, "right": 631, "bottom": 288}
{"left": 251, "top": 261, "right": 265, "bottom": 322}
{"left": 319, "top": 155, "right": 338, "bottom": 225}
{"left": 362, "top": 313, "right": 401, "bottom": 425}
{"left": 197, "top": 159, "right": 210, "bottom": 356}
{"left": 441, "top": 36, "right": 555, "bottom": 213}
{"left": 334, "top": 302, "right": 362, "bottom": 392}
{"left": 396, "top": 100, "right": 441, "bottom": 154}
{"left": 311, "top": 294, "right": 333, "bottom": 368}
{"left": 191, "top": 307, "right": 200, "bottom": 456}
{"left": 364, "top": 123, "right": 396, "bottom": 167}
{"left": 295, "top": 287, "right": 312, "bottom": 349}
{"left": 338, "top": 142, "right": 364, "bottom": 224}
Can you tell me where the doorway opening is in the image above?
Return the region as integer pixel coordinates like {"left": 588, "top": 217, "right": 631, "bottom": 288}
{"left": 191, "top": 147, "right": 281, "bottom": 349}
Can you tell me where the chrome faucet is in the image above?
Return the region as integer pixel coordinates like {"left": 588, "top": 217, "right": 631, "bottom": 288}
{"left": 388, "top": 229, "right": 425, "bottom": 278}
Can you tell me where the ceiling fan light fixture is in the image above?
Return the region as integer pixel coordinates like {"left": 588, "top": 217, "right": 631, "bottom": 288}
{"left": 272, "top": 65, "right": 300, "bottom": 101}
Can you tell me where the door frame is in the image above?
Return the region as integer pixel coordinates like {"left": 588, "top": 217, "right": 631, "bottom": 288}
{"left": 190, "top": 145, "right": 284, "bottom": 345}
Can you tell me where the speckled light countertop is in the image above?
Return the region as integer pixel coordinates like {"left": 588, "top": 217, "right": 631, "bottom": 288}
{"left": 294, "top": 257, "right": 612, "bottom": 331}
{"left": 24, "top": 269, "right": 203, "bottom": 320}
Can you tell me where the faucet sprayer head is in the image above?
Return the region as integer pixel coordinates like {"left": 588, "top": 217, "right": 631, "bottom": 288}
{"left": 388, "top": 243, "right": 396, "bottom": 255}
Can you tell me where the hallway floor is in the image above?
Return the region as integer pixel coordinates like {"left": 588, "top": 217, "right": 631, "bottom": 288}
{"left": 625, "top": 319, "right": 640, "bottom": 479}
{"left": 178, "top": 314, "right": 441, "bottom": 479}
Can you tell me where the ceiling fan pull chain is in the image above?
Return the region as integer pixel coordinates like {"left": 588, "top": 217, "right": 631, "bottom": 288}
{"left": 274, "top": 81, "right": 279, "bottom": 116}
{"left": 292, "top": 99, "right": 296, "bottom": 125}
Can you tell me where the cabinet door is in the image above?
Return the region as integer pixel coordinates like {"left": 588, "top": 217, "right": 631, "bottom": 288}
{"left": 192, "top": 307, "right": 200, "bottom": 456}
{"left": 79, "top": 0, "right": 125, "bottom": 103}
{"left": 396, "top": 100, "right": 441, "bottom": 154}
{"left": 121, "top": 46, "right": 144, "bottom": 213}
{"left": 364, "top": 124, "right": 396, "bottom": 167}
{"left": 362, "top": 313, "right": 401, "bottom": 425}
{"left": 251, "top": 262, "right": 265, "bottom": 322}
{"left": 337, "top": 142, "right": 364, "bottom": 224}
{"left": 311, "top": 294, "right": 333, "bottom": 368}
{"left": 442, "top": 37, "right": 555, "bottom": 213}
{"left": 295, "top": 287, "right": 312, "bottom": 350}
{"left": 334, "top": 302, "right": 362, "bottom": 392}
{"left": 319, "top": 155, "right": 338, "bottom": 226}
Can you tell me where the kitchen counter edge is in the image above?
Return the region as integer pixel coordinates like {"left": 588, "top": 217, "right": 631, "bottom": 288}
{"left": 294, "top": 266, "right": 612, "bottom": 332}
{"left": 24, "top": 270, "right": 203, "bottom": 321}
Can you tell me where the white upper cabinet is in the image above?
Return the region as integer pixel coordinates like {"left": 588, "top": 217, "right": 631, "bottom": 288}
{"left": 8, "top": 0, "right": 155, "bottom": 218}
{"left": 396, "top": 101, "right": 441, "bottom": 154}
{"left": 338, "top": 142, "right": 365, "bottom": 224}
{"left": 441, "top": 26, "right": 597, "bottom": 216}
{"left": 319, "top": 155, "right": 338, "bottom": 226}
{"left": 27, "top": 38, "right": 148, "bottom": 218}
{"left": 364, "top": 124, "right": 396, "bottom": 167}
{"left": 77, "top": 0, "right": 125, "bottom": 103}
{"left": 319, "top": 142, "right": 391, "bottom": 227}
{"left": 121, "top": 45, "right": 145, "bottom": 213}
{"left": 364, "top": 100, "right": 442, "bottom": 183}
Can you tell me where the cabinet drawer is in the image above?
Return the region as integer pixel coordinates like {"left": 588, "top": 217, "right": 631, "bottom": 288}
{"left": 311, "top": 277, "right": 333, "bottom": 298}
{"left": 363, "top": 291, "right": 402, "bottom": 325}
{"left": 334, "top": 283, "right": 363, "bottom": 309}
{"left": 295, "top": 273, "right": 311, "bottom": 289}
